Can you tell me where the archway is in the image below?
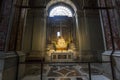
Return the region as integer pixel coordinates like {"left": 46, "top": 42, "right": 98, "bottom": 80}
{"left": 49, "top": 6, "right": 73, "bottom": 17}
{"left": 45, "top": 1, "right": 79, "bottom": 62}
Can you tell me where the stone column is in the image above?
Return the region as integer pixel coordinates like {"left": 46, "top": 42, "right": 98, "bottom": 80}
{"left": 0, "top": 0, "right": 15, "bottom": 51}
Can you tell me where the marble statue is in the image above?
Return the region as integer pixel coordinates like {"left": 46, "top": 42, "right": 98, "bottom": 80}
{"left": 56, "top": 36, "right": 67, "bottom": 50}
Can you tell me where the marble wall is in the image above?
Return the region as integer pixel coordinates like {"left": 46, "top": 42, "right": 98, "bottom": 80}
{"left": 0, "top": 1, "right": 27, "bottom": 80}
{"left": 0, "top": 0, "right": 14, "bottom": 51}
{"left": 100, "top": 0, "right": 120, "bottom": 79}
{"left": 100, "top": 0, "right": 120, "bottom": 50}
{"left": 102, "top": 51, "right": 120, "bottom": 80}
{"left": 1, "top": 51, "right": 26, "bottom": 80}
{"left": 22, "top": 9, "right": 46, "bottom": 52}
{"left": 8, "top": 0, "right": 28, "bottom": 51}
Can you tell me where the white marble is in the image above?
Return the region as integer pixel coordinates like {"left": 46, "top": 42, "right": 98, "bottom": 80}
{"left": 102, "top": 50, "right": 120, "bottom": 80}
{"left": 102, "top": 50, "right": 120, "bottom": 57}
{"left": 91, "top": 75, "right": 110, "bottom": 80}
{"left": 102, "top": 51, "right": 112, "bottom": 56}
{"left": 114, "top": 57, "right": 120, "bottom": 80}
{"left": 113, "top": 51, "right": 120, "bottom": 57}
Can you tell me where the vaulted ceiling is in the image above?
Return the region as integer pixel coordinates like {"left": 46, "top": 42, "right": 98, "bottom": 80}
{"left": 28, "top": 0, "right": 97, "bottom": 10}
{"left": 24, "top": 0, "right": 99, "bottom": 18}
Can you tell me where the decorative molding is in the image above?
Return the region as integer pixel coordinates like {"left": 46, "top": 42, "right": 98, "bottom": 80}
{"left": 102, "top": 50, "right": 120, "bottom": 57}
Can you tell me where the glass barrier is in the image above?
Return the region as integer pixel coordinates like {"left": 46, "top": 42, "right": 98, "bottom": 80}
{"left": 19, "top": 61, "right": 112, "bottom": 80}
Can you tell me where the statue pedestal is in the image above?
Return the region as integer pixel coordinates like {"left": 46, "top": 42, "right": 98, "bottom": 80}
{"left": 51, "top": 52, "right": 73, "bottom": 62}
{"left": 56, "top": 48, "right": 67, "bottom": 50}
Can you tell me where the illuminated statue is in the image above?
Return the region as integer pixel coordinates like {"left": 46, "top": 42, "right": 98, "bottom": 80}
{"left": 56, "top": 36, "right": 67, "bottom": 50}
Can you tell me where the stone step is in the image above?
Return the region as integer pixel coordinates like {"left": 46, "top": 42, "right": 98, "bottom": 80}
{"left": 91, "top": 75, "right": 111, "bottom": 80}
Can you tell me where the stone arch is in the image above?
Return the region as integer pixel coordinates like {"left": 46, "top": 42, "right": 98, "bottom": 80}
{"left": 49, "top": 5, "right": 73, "bottom": 17}
{"left": 46, "top": 0, "right": 77, "bottom": 16}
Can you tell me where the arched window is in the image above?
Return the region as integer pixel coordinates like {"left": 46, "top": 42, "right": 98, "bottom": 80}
{"left": 49, "top": 6, "right": 73, "bottom": 17}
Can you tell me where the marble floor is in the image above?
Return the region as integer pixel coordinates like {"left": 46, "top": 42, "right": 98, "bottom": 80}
{"left": 22, "top": 64, "right": 111, "bottom": 80}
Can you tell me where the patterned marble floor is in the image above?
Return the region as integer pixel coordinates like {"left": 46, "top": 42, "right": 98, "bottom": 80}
{"left": 22, "top": 64, "right": 110, "bottom": 80}
{"left": 47, "top": 65, "right": 87, "bottom": 77}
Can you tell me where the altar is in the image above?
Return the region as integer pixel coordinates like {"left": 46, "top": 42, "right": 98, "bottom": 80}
{"left": 51, "top": 51, "right": 73, "bottom": 62}
{"left": 46, "top": 50, "right": 76, "bottom": 62}
{"left": 46, "top": 36, "right": 76, "bottom": 62}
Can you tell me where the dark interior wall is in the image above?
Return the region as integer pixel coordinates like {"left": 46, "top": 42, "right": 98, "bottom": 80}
{"left": 29, "top": 0, "right": 46, "bottom": 6}
{"left": 0, "top": 0, "right": 17, "bottom": 51}
{"left": 0, "top": 0, "right": 3, "bottom": 14}
{"left": 7, "top": 0, "right": 28, "bottom": 51}
{"left": 22, "top": 0, "right": 46, "bottom": 52}
{"left": 22, "top": 0, "right": 104, "bottom": 52}
{"left": 77, "top": 14, "right": 104, "bottom": 51}
{"left": 74, "top": 0, "right": 104, "bottom": 62}
{"left": 115, "top": 0, "right": 120, "bottom": 36}
{"left": 74, "top": 0, "right": 104, "bottom": 51}
{"left": 32, "top": 9, "right": 46, "bottom": 51}
{"left": 87, "top": 13, "right": 104, "bottom": 51}
{"left": 22, "top": 10, "right": 33, "bottom": 52}
{"left": 76, "top": 13, "right": 91, "bottom": 51}
{"left": 22, "top": 9, "right": 46, "bottom": 52}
